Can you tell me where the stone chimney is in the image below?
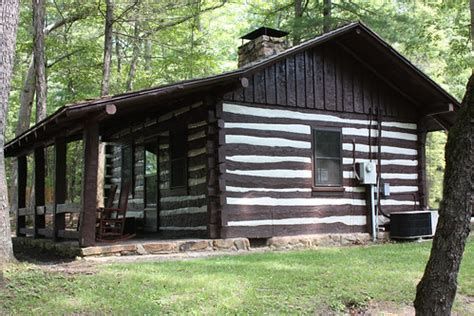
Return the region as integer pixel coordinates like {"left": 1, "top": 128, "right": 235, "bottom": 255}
{"left": 238, "top": 27, "right": 289, "bottom": 68}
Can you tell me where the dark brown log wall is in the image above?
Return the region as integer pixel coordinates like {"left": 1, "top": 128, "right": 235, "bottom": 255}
{"left": 220, "top": 103, "right": 420, "bottom": 238}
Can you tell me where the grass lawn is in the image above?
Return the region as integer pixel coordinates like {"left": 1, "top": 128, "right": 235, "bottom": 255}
{"left": 1, "top": 238, "right": 473, "bottom": 315}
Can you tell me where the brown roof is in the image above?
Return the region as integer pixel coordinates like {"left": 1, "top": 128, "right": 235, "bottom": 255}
{"left": 5, "top": 22, "right": 460, "bottom": 157}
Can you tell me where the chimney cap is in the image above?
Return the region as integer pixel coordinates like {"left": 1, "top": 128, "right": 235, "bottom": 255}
{"left": 240, "top": 27, "right": 289, "bottom": 40}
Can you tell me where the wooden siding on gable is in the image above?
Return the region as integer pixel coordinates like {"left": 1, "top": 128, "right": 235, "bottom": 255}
{"left": 225, "top": 43, "right": 416, "bottom": 120}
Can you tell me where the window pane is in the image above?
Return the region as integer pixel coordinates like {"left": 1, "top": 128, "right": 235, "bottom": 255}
{"left": 315, "top": 130, "right": 341, "bottom": 158}
{"left": 171, "top": 158, "right": 186, "bottom": 188}
{"left": 315, "top": 158, "right": 341, "bottom": 185}
{"left": 145, "top": 149, "right": 157, "bottom": 176}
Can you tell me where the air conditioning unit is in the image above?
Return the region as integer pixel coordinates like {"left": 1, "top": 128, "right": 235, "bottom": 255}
{"left": 390, "top": 211, "right": 438, "bottom": 239}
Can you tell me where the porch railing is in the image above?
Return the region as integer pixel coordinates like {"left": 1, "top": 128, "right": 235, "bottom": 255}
{"left": 16, "top": 202, "right": 82, "bottom": 241}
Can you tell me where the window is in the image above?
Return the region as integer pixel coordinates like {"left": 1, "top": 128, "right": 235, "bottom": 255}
{"left": 313, "top": 129, "right": 342, "bottom": 187}
{"left": 121, "top": 145, "right": 134, "bottom": 193}
{"left": 144, "top": 143, "right": 158, "bottom": 207}
{"left": 170, "top": 129, "right": 187, "bottom": 189}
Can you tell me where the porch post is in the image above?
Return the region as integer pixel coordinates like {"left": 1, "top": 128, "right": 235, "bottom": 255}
{"left": 16, "top": 155, "right": 27, "bottom": 237}
{"left": 53, "top": 138, "right": 67, "bottom": 240}
{"left": 33, "top": 147, "right": 46, "bottom": 238}
{"left": 79, "top": 121, "right": 99, "bottom": 247}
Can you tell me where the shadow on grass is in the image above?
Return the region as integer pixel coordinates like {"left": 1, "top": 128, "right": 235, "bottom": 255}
{"left": 13, "top": 243, "right": 76, "bottom": 265}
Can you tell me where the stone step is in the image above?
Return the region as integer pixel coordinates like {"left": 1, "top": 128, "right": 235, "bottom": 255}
{"left": 80, "top": 238, "right": 250, "bottom": 257}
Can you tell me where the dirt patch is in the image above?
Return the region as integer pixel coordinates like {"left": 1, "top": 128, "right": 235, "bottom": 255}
{"left": 19, "top": 248, "right": 267, "bottom": 276}
{"left": 354, "top": 298, "right": 474, "bottom": 316}
{"left": 455, "top": 295, "right": 474, "bottom": 315}
{"left": 0, "top": 270, "right": 5, "bottom": 289}
{"left": 39, "top": 261, "right": 98, "bottom": 276}
{"left": 364, "top": 301, "right": 414, "bottom": 315}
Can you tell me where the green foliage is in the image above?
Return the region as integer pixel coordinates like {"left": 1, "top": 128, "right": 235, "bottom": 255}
{"left": 427, "top": 131, "right": 448, "bottom": 208}
{"left": 6, "top": 0, "right": 471, "bottom": 205}
{"left": 2, "top": 240, "right": 474, "bottom": 314}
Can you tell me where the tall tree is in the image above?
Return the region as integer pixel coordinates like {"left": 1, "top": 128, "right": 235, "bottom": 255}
{"left": 98, "top": 0, "right": 117, "bottom": 207}
{"left": 9, "top": 10, "right": 90, "bottom": 215}
{"left": 293, "top": 0, "right": 303, "bottom": 44}
{"left": 33, "top": 0, "right": 47, "bottom": 122}
{"left": 101, "top": 0, "right": 114, "bottom": 96}
{"left": 323, "top": 0, "right": 332, "bottom": 32}
{"left": 413, "top": 2, "right": 474, "bottom": 313}
{"left": 28, "top": 0, "right": 47, "bottom": 208}
{"left": 414, "top": 77, "right": 473, "bottom": 316}
{"left": 126, "top": 19, "right": 140, "bottom": 91}
{"left": 0, "top": 0, "right": 20, "bottom": 266}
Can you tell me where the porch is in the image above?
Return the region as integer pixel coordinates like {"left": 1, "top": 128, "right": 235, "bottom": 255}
{"left": 10, "top": 104, "right": 211, "bottom": 247}
{"left": 12, "top": 128, "right": 130, "bottom": 247}
{"left": 6, "top": 74, "right": 246, "bottom": 247}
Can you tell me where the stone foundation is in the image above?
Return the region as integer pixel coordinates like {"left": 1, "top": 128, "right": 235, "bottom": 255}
{"left": 13, "top": 233, "right": 389, "bottom": 258}
{"left": 85, "top": 238, "right": 251, "bottom": 256}
{"left": 13, "top": 237, "right": 251, "bottom": 258}
{"left": 267, "top": 233, "right": 389, "bottom": 250}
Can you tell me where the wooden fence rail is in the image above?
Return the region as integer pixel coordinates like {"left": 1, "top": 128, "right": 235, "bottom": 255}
{"left": 16, "top": 202, "right": 81, "bottom": 241}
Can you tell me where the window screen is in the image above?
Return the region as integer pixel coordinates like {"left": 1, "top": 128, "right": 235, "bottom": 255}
{"left": 145, "top": 143, "right": 158, "bottom": 207}
{"left": 170, "top": 130, "right": 187, "bottom": 189}
{"left": 313, "top": 129, "right": 342, "bottom": 186}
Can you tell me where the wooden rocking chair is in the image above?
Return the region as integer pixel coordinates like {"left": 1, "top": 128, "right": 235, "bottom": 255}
{"left": 96, "top": 182, "right": 135, "bottom": 242}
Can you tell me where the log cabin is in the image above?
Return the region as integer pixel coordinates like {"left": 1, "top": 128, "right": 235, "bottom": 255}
{"left": 5, "top": 22, "right": 461, "bottom": 247}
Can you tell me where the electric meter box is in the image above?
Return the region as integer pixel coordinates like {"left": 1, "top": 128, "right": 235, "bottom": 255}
{"left": 355, "top": 161, "right": 377, "bottom": 185}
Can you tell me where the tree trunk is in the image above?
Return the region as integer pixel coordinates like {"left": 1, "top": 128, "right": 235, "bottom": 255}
{"left": 17, "top": 56, "right": 35, "bottom": 134}
{"left": 33, "top": 0, "right": 47, "bottom": 122}
{"left": 323, "top": 0, "right": 332, "bottom": 33}
{"left": 126, "top": 20, "right": 140, "bottom": 92}
{"left": 0, "top": 0, "right": 20, "bottom": 266}
{"left": 144, "top": 39, "right": 151, "bottom": 72}
{"left": 413, "top": 75, "right": 474, "bottom": 314}
{"left": 293, "top": 0, "right": 303, "bottom": 45}
{"left": 115, "top": 35, "right": 121, "bottom": 73}
{"left": 9, "top": 55, "right": 35, "bottom": 213}
{"left": 471, "top": 0, "right": 474, "bottom": 54}
{"left": 16, "top": 11, "right": 88, "bottom": 133}
{"left": 98, "top": 0, "right": 114, "bottom": 211}
{"left": 101, "top": 0, "right": 114, "bottom": 96}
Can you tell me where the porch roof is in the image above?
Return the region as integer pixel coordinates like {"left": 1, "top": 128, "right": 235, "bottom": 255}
{"left": 5, "top": 22, "right": 460, "bottom": 157}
